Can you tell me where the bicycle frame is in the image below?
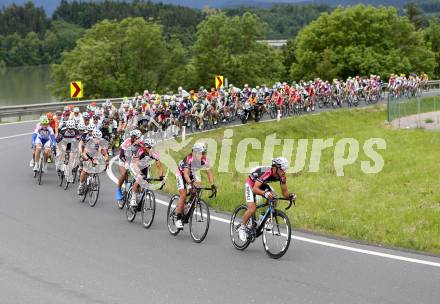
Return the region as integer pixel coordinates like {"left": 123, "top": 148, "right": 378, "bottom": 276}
{"left": 251, "top": 197, "right": 294, "bottom": 239}
{"left": 182, "top": 187, "right": 215, "bottom": 223}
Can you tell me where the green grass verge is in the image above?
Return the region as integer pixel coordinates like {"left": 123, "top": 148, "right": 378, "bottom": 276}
{"left": 158, "top": 105, "right": 440, "bottom": 254}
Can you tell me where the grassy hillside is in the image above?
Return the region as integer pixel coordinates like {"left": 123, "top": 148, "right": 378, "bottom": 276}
{"left": 158, "top": 104, "right": 440, "bottom": 254}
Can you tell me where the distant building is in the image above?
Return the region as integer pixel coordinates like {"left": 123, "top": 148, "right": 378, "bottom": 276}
{"left": 256, "top": 40, "right": 287, "bottom": 48}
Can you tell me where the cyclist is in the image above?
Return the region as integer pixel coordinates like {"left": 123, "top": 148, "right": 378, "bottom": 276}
{"left": 238, "top": 157, "right": 296, "bottom": 242}
{"left": 129, "top": 138, "right": 164, "bottom": 208}
{"left": 174, "top": 143, "right": 216, "bottom": 230}
{"left": 46, "top": 112, "right": 59, "bottom": 138}
{"left": 31, "top": 115, "right": 56, "bottom": 173}
{"left": 69, "top": 107, "right": 83, "bottom": 126}
{"left": 77, "top": 129, "right": 109, "bottom": 195}
{"left": 115, "top": 129, "right": 144, "bottom": 201}
{"left": 55, "top": 120, "right": 80, "bottom": 175}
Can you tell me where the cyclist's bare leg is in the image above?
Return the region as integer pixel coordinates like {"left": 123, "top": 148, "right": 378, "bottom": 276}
{"left": 177, "top": 188, "right": 186, "bottom": 215}
{"left": 118, "top": 165, "right": 127, "bottom": 188}
{"left": 242, "top": 202, "right": 256, "bottom": 226}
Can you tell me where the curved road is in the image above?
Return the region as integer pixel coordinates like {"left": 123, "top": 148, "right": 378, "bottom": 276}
{"left": 1, "top": 117, "right": 440, "bottom": 303}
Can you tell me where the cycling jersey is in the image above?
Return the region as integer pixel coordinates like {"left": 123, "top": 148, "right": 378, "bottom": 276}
{"left": 32, "top": 124, "right": 55, "bottom": 148}
{"left": 246, "top": 166, "right": 286, "bottom": 188}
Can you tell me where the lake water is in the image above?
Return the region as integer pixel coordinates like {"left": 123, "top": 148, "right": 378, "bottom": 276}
{"left": 0, "top": 65, "right": 57, "bottom": 106}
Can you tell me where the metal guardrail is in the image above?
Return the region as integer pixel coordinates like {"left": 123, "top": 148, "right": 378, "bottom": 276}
{"left": 0, "top": 97, "right": 131, "bottom": 123}
{"left": 1, "top": 80, "right": 440, "bottom": 123}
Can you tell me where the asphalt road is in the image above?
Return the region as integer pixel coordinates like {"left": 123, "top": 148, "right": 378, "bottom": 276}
{"left": 1, "top": 104, "right": 440, "bottom": 304}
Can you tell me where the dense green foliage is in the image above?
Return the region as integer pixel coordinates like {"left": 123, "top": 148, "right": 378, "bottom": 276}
{"left": 191, "top": 12, "right": 284, "bottom": 88}
{"left": 50, "top": 13, "right": 283, "bottom": 98}
{"left": 0, "top": 2, "right": 84, "bottom": 67}
{"left": 50, "top": 17, "right": 191, "bottom": 99}
{"left": 3, "top": 1, "right": 440, "bottom": 93}
{"left": 52, "top": 0, "right": 205, "bottom": 46}
{"left": 289, "top": 5, "right": 436, "bottom": 81}
{"left": 225, "top": 4, "right": 331, "bottom": 39}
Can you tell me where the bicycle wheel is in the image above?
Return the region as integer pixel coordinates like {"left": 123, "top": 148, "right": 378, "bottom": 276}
{"left": 63, "top": 172, "right": 70, "bottom": 190}
{"left": 58, "top": 171, "right": 64, "bottom": 187}
{"left": 142, "top": 190, "right": 156, "bottom": 229}
{"left": 230, "top": 205, "right": 252, "bottom": 250}
{"left": 125, "top": 188, "right": 136, "bottom": 221}
{"left": 269, "top": 106, "right": 277, "bottom": 119}
{"left": 37, "top": 158, "right": 43, "bottom": 185}
{"left": 189, "top": 199, "right": 210, "bottom": 243}
{"left": 167, "top": 195, "right": 181, "bottom": 236}
{"left": 88, "top": 174, "right": 100, "bottom": 207}
{"left": 117, "top": 197, "right": 126, "bottom": 209}
{"left": 262, "top": 210, "right": 291, "bottom": 259}
{"left": 72, "top": 167, "right": 78, "bottom": 184}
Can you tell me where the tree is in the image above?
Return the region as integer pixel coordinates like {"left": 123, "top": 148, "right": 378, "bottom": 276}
{"left": 290, "top": 5, "right": 436, "bottom": 81}
{"left": 50, "top": 18, "right": 186, "bottom": 99}
{"left": 192, "top": 12, "right": 284, "bottom": 88}
{"left": 43, "top": 21, "right": 85, "bottom": 64}
{"left": 406, "top": 3, "right": 425, "bottom": 30}
{"left": 424, "top": 19, "right": 440, "bottom": 78}
{"left": 282, "top": 39, "right": 296, "bottom": 81}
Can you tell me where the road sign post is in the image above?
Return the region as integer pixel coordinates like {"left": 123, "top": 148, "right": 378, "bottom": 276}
{"left": 70, "top": 81, "right": 83, "bottom": 99}
{"left": 215, "top": 76, "right": 224, "bottom": 90}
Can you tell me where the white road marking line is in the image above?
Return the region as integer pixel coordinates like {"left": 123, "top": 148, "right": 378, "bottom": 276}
{"left": 106, "top": 156, "right": 440, "bottom": 268}
{"left": 0, "top": 119, "right": 38, "bottom": 126}
{"left": 0, "top": 132, "right": 32, "bottom": 140}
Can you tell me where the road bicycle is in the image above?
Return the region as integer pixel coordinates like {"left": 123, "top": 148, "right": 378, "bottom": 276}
{"left": 230, "top": 196, "right": 295, "bottom": 259}
{"left": 80, "top": 160, "right": 106, "bottom": 207}
{"left": 126, "top": 177, "right": 164, "bottom": 229}
{"left": 167, "top": 187, "right": 216, "bottom": 243}
{"left": 57, "top": 148, "right": 79, "bottom": 190}
{"left": 117, "top": 171, "right": 135, "bottom": 209}
{"left": 33, "top": 148, "right": 45, "bottom": 185}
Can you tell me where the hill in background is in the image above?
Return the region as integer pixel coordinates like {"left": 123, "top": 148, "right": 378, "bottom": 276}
{"left": 2, "top": 0, "right": 436, "bottom": 15}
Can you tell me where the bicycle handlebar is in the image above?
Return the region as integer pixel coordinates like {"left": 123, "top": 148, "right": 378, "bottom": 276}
{"left": 189, "top": 186, "right": 217, "bottom": 198}
{"left": 269, "top": 196, "right": 295, "bottom": 210}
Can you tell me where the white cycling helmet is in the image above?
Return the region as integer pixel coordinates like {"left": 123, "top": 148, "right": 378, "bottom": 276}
{"left": 83, "top": 112, "right": 90, "bottom": 119}
{"left": 93, "top": 129, "right": 102, "bottom": 138}
{"left": 192, "top": 142, "right": 206, "bottom": 153}
{"left": 66, "top": 120, "right": 76, "bottom": 129}
{"left": 130, "top": 129, "right": 142, "bottom": 139}
{"left": 87, "top": 124, "right": 95, "bottom": 131}
{"left": 272, "top": 157, "right": 288, "bottom": 171}
{"left": 144, "top": 138, "right": 156, "bottom": 148}
{"left": 78, "top": 123, "right": 86, "bottom": 131}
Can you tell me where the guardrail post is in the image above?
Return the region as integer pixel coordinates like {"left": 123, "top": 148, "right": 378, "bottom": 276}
{"left": 387, "top": 96, "right": 390, "bottom": 122}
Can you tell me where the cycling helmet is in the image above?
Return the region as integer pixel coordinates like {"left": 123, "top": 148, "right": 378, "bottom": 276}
{"left": 87, "top": 124, "right": 95, "bottom": 131}
{"left": 192, "top": 142, "right": 206, "bottom": 153}
{"left": 78, "top": 123, "right": 86, "bottom": 131}
{"left": 272, "top": 157, "right": 288, "bottom": 171}
{"left": 92, "top": 129, "right": 102, "bottom": 139}
{"left": 251, "top": 88, "right": 257, "bottom": 94}
{"left": 46, "top": 112, "right": 54, "bottom": 120}
{"left": 73, "top": 107, "right": 80, "bottom": 113}
{"left": 83, "top": 112, "right": 90, "bottom": 119}
{"left": 40, "top": 115, "right": 49, "bottom": 125}
{"left": 130, "top": 129, "right": 142, "bottom": 139}
{"left": 144, "top": 138, "right": 156, "bottom": 148}
{"left": 66, "top": 120, "right": 76, "bottom": 129}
